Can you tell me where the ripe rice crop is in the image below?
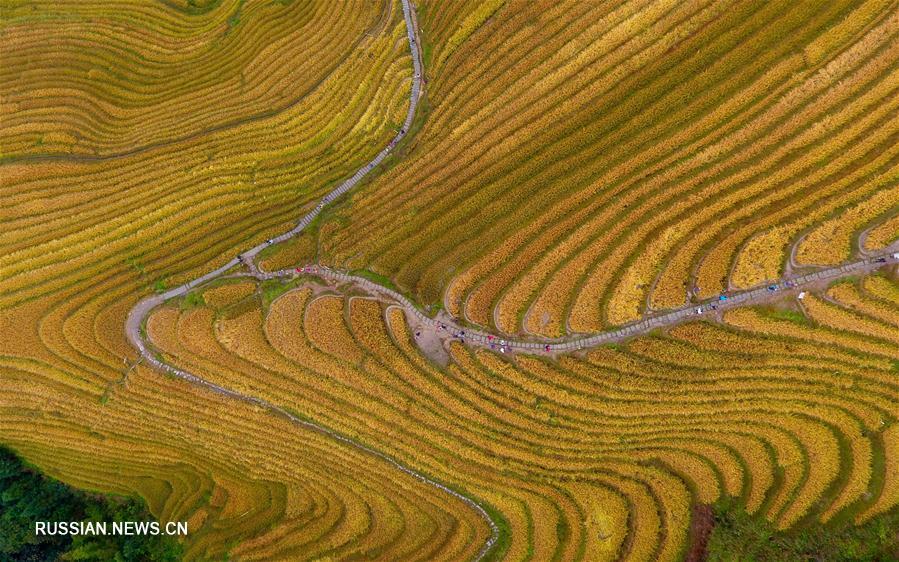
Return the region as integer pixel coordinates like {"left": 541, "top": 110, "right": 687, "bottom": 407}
{"left": 828, "top": 281, "right": 899, "bottom": 326}
{"left": 862, "top": 274, "right": 899, "bottom": 306}
{"left": 863, "top": 214, "right": 899, "bottom": 251}
{"left": 133, "top": 271, "right": 899, "bottom": 558}
{"left": 801, "top": 293, "right": 899, "bottom": 346}
{"left": 796, "top": 183, "right": 899, "bottom": 266}
{"left": 304, "top": 296, "right": 366, "bottom": 365}
{"left": 202, "top": 281, "right": 257, "bottom": 308}
{"left": 565, "top": 481, "right": 629, "bottom": 561}
{"left": 321, "top": 0, "right": 898, "bottom": 331}
{"left": 6, "top": 0, "right": 899, "bottom": 558}
{"left": 257, "top": 234, "right": 317, "bottom": 272}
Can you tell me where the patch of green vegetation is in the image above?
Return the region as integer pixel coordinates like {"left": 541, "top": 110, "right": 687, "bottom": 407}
{"left": 126, "top": 256, "right": 147, "bottom": 279}
{"left": 755, "top": 302, "right": 810, "bottom": 325}
{"left": 829, "top": 276, "right": 860, "bottom": 289}
{"left": 707, "top": 498, "right": 899, "bottom": 561}
{"left": 424, "top": 299, "right": 444, "bottom": 318}
{"left": 259, "top": 278, "right": 303, "bottom": 309}
{"left": 766, "top": 308, "right": 809, "bottom": 324}
{"left": 479, "top": 498, "right": 511, "bottom": 562}
{"left": 0, "top": 446, "right": 182, "bottom": 561}
{"left": 179, "top": 291, "right": 205, "bottom": 310}
{"left": 260, "top": 280, "right": 288, "bottom": 304}
{"left": 555, "top": 515, "right": 570, "bottom": 555}
{"left": 152, "top": 278, "right": 167, "bottom": 294}
{"left": 282, "top": 407, "right": 312, "bottom": 424}
{"left": 196, "top": 489, "right": 212, "bottom": 509}
{"left": 226, "top": 0, "right": 245, "bottom": 30}
{"left": 350, "top": 269, "right": 400, "bottom": 292}
{"left": 421, "top": 41, "right": 433, "bottom": 70}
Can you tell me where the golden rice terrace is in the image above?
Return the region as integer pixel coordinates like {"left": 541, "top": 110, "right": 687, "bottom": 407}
{"left": 2, "top": 0, "right": 898, "bottom": 560}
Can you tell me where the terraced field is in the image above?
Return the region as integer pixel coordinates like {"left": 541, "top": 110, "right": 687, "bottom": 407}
{"left": 4, "top": 0, "right": 899, "bottom": 559}
{"left": 320, "top": 0, "right": 899, "bottom": 336}
{"left": 141, "top": 269, "right": 899, "bottom": 559}
{"left": 3, "top": 1, "right": 413, "bottom": 305}
{"left": 2, "top": 356, "right": 487, "bottom": 559}
{"left": 1, "top": 0, "right": 473, "bottom": 558}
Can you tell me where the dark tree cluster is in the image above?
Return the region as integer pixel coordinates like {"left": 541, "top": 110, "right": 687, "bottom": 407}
{"left": 0, "top": 446, "right": 182, "bottom": 561}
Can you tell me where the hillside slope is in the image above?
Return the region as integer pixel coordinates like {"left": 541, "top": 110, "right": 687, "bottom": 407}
{"left": 320, "top": 0, "right": 899, "bottom": 335}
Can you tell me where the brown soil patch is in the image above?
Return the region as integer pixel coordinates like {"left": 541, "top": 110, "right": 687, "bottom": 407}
{"left": 685, "top": 504, "right": 715, "bottom": 562}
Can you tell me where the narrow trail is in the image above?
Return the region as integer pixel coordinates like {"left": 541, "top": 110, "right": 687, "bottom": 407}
{"left": 241, "top": 246, "right": 899, "bottom": 355}
{"left": 123, "top": 0, "right": 899, "bottom": 556}
{"left": 126, "top": 1, "right": 501, "bottom": 559}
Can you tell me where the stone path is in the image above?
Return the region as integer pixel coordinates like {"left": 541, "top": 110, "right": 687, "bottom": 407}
{"left": 255, "top": 248, "right": 898, "bottom": 354}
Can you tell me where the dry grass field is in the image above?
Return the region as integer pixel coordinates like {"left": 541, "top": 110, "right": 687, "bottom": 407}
{"left": 3, "top": 0, "right": 899, "bottom": 559}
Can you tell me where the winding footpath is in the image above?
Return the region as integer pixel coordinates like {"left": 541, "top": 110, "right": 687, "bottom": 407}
{"left": 125, "top": 0, "right": 899, "bottom": 556}
{"left": 238, "top": 246, "right": 899, "bottom": 355}
{"left": 126, "top": 2, "right": 500, "bottom": 559}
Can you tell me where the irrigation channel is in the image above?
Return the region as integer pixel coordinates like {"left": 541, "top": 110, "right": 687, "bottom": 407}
{"left": 125, "top": 0, "right": 899, "bottom": 557}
